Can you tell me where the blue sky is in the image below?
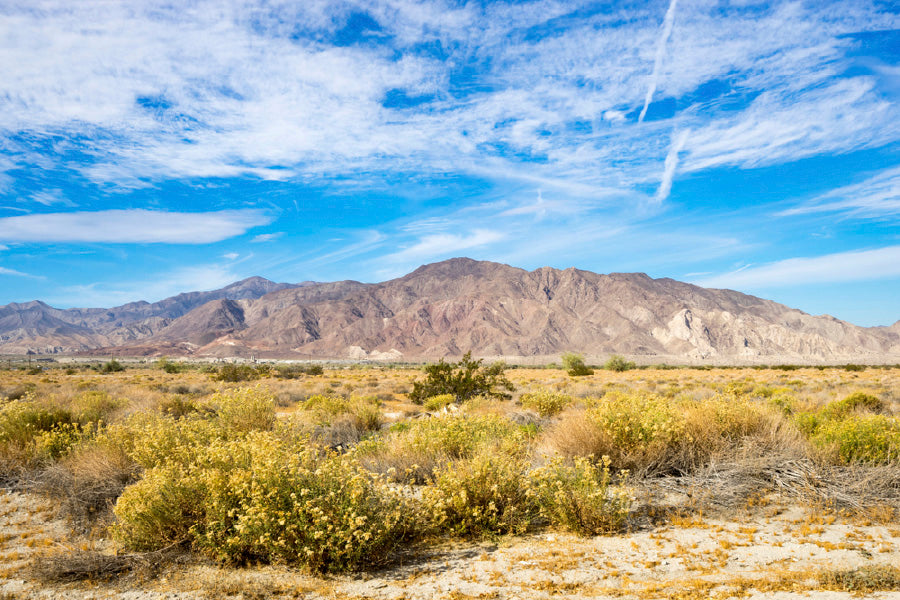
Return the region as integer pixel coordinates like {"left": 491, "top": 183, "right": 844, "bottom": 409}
{"left": 1, "top": 0, "right": 898, "bottom": 326}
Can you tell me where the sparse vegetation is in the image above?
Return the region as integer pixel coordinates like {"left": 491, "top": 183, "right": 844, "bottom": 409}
{"left": 2, "top": 359, "right": 900, "bottom": 594}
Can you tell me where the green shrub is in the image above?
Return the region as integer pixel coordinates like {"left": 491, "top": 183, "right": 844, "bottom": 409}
{"left": 274, "top": 364, "right": 324, "bottom": 379}
{"left": 212, "top": 364, "right": 260, "bottom": 383}
{"left": 604, "top": 354, "right": 636, "bottom": 372}
{"left": 843, "top": 364, "right": 866, "bottom": 372}
{"left": 424, "top": 451, "right": 534, "bottom": 538}
{"left": 530, "top": 456, "right": 631, "bottom": 535}
{"left": 157, "top": 358, "right": 182, "bottom": 374}
{"left": 100, "top": 359, "right": 125, "bottom": 374}
{"left": 409, "top": 352, "right": 514, "bottom": 404}
{"left": 520, "top": 391, "right": 573, "bottom": 417}
{"left": 562, "top": 352, "right": 594, "bottom": 376}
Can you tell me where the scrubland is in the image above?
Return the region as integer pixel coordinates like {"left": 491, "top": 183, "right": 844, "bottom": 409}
{"left": 1, "top": 359, "right": 899, "bottom": 599}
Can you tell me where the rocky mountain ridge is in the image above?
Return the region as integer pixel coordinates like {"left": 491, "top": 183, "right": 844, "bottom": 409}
{"left": 1, "top": 259, "right": 898, "bottom": 363}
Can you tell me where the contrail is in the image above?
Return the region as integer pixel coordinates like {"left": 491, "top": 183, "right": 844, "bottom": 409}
{"left": 639, "top": 0, "right": 679, "bottom": 123}
{"left": 655, "top": 129, "right": 689, "bottom": 203}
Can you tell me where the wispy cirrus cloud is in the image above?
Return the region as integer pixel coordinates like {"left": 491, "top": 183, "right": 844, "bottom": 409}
{"left": 779, "top": 166, "right": 900, "bottom": 218}
{"left": 0, "top": 209, "right": 271, "bottom": 244}
{"left": 695, "top": 246, "right": 900, "bottom": 289}
{"left": 1, "top": 0, "right": 896, "bottom": 199}
{"left": 0, "top": 266, "right": 44, "bottom": 279}
{"left": 655, "top": 129, "right": 689, "bottom": 203}
{"left": 639, "top": 0, "right": 679, "bottom": 123}
{"left": 383, "top": 229, "right": 506, "bottom": 268}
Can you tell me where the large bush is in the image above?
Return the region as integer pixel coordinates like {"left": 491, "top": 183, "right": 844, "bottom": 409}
{"left": 114, "top": 428, "right": 414, "bottom": 572}
{"left": 409, "top": 352, "right": 514, "bottom": 404}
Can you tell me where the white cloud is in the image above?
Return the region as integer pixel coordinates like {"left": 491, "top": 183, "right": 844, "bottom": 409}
{"left": 251, "top": 232, "right": 283, "bottom": 243}
{"left": 638, "top": 0, "right": 679, "bottom": 123}
{"left": 655, "top": 129, "right": 689, "bottom": 203}
{"left": 0, "top": 0, "right": 895, "bottom": 199}
{"left": 695, "top": 246, "right": 900, "bottom": 289}
{"left": 0, "top": 266, "right": 43, "bottom": 279}
{"left": 0, "top": 209, "right": 271, "bottom": 244}
{"left": 223, "top": 252, "right": 239, "bottom": 260}
{"left": 383, "top": 229, "right": 506, "bottom": 266}
{"left": 779, "top": 166, "right": 900, "bottom": 218}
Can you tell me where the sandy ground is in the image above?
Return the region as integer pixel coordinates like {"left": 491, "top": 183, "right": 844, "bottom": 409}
{"left": 2, "top": 489, "right": 899, "bottom": 599}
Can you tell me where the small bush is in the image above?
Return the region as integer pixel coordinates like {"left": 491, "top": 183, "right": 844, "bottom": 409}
{"left": 604, "top": 354, "right": 635, "bottom": 372}
{"left": 213, "top": 387, "right": 276, "bottom": 434}
{"left": 843, "top": 363, "right": 866, "bottom": 372}
{"left": 290, "top": 395, "right": 384, "bottom": 447}
{"left": 409, "top": 352, "right": 514, "bottom": 404}
{"left": 561, "top": 352, "right": 593, "bottom": 376}
{"left": 100, "top": 359, "right": 125, "bottom": 374}
{"left": 825, "top": 392, "right": 885, "bottom": 418}
{"left": 274, "top": 364, "right": 324, "bottom": 379}
{"left": 423, "top": 394, "right": 455, "bottom": 412}
{"left": 157, "top": 358, "right": 182, "bottom": 374}
{"left": 424, "top": 451, "right": 534, "bottom": 537}
{"left": 520, "top": 391, "right": 573, "bottom": 417}
{"left": 543, "top": 391, "right": 778, "bottom": 475}
{"left": 158, "top": 396, "right": 205, "bottom": 419}
{"left": 530, "top": 456, "right": 631, "bottom": 535}
{"left": 212, "top": 364, "right": 260, "bottom": 383}
{"left": 38, "top": 439, "right": 138, "bottom": 521}
{"left": 113, "top": 463, "right": 207, "bottom": 550}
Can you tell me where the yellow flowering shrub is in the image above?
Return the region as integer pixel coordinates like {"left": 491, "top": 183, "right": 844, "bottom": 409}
{"left": 422, "top": 393, "right": 455, "bottom": 411}
{"left": 300, "top": 394, "right": 383, "bottom": 432}
{"left": 530, "top": 456, "right": 631, "bottom": 535}
{"left": 196, "top": 434, "right": 412, "bottom": 572}
{"left": 113, "top": 426, "right": 414, "bottom": 573}
{"left": 112, "top": 463, "right": 207, "bottom": 550}
{"left": 212, "top": 386, "right": 276, "bottom": 434}
{"left": 424, "top": 451, "right": 535, "bottom": 538}
{"left": 519, "top": 391, "right": 573, "bottom": 417}
{"left": 356, "top": 413, "right": 529, "bottom": 484}
{"left": 811, "top": 414, "right": 900, "bottom": 464}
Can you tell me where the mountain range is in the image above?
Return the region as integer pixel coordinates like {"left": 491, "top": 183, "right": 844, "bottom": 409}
{"left": 2, "top": 258, "right": 898, "bottom": 363}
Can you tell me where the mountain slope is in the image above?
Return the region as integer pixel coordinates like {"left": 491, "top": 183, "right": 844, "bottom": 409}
{"left": 1, "top": 259, "right": 897, "bottom": 362}
{"left": 0, "top": 277, "right": 299, "bottom": 354}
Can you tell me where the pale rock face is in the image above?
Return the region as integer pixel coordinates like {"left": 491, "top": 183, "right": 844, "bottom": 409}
{"left": 0, "top": 258, "right": 898, "bottom": 362}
